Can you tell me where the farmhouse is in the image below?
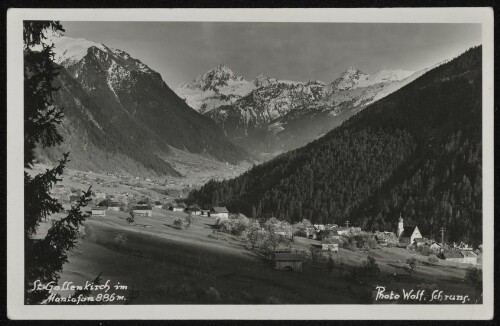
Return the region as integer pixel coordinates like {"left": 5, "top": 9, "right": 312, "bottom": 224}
{"left": 132, "top": 205, "right": 152, "bottom": 217}
{"left": 107, "top": 201, "right": 121, "bottom": 211}
{"left": 91, "top": 207, "right": 106, "bottom": 216}
{"left": 272, "top": 252, "right": 304, "bottom": 272}
{"left": 209, "top": 207, "right": 229, "bottom": 219}
{"left": 313, "top": 224, "right": 325, "bottom": 231}
{"left": 350, "top": 227, "right": 362, "bottom": 234}
{"left": 313, "top": 239, "right": 340, "bottom": 252}
{"left": 153, "top": 201, "right": 163, "bottom": 209}
{"left": 186, "top": 206, "right": 202, "bottom": 215}
{"left": 200, "top": 209, "right": 210, "bottom": 216}
{"left": 169, "top": 204, "right": 186, "bottom": 212}
{"left": 336, "top": 227, "right": 350, "bottom": 236}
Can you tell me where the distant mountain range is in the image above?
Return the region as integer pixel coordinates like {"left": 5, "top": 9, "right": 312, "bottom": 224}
{"left": 189, "top": 46, "right": 482, "bottom": 244}
{"left": 37, "top": 32, "right": 249, "bottom": 176}
{"left": 176, "top": 63, "right": 444, "bottom": 159}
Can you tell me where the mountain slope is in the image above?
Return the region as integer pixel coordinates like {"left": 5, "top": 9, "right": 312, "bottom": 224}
{"left": 188, "top": 46, "right": 482, "bottom": 244}
{"left": 37, "top": 34, "right": 249, "bottom": 176}
{"left": 201, "top": 66, "right": 420, "bottom": 159}
{"left": 175, "top": 65, "right": 256, "bottom": 114}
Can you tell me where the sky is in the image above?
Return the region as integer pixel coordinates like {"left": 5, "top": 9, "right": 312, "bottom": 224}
{"left": 61, "top": 22, "right": 482, "bottom": 87}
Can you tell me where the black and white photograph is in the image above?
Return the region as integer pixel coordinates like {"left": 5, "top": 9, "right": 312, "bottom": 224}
{"left": 7, "top": 7, "right": 494, "bottom": 320}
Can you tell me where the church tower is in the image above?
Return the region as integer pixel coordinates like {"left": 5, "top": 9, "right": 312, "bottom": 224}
{"left": 397, "top": 215, "right": 404, "bottom": 238}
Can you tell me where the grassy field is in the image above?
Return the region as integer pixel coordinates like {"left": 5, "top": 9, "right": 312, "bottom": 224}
{"left": 39, "top": 207, "right": 482, "bottom": 305}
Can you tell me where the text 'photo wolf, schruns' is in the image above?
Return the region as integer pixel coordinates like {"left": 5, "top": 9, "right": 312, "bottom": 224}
{"left": 24, "top": 20, "right": 483, "bottom": 305}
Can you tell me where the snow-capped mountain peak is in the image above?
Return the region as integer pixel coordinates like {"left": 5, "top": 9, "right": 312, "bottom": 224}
{"left": 42, "top": 32, "right": 159, "bottom": 79}
{"left": 356, "top": 68, "right": 414, "bottom": 88}
{"left": 189, "top": 64, "right": 244, "bottom": 91}
{"left": 175, "top": 65, "right": 256, "bottom": 113}
{"left": 43, "top": 32, "right": 108, "bottom": 67}
{"left": 328, "top": 67, "right": 367, "bottom": 92}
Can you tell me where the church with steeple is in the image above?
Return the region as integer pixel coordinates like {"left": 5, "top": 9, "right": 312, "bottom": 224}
{"left": 397, "top": 214, "right": 422, "bottom": 245}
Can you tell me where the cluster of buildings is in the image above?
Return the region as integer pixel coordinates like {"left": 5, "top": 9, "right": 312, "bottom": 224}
{"left": 168, "top": 204, "right": 230, "bottom": 220}
{"left": 395, "top": 216, "right": 478, "bottom": 265}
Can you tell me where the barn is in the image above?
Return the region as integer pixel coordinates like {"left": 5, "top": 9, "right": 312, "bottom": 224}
{"left": 272, "top": 253, "right": 304, "bottom": 272}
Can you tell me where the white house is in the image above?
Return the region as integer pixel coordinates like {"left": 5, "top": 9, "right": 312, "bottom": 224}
{"left": 91, "top": 207, "right": 106, "bottom": 216}
{"left": 169, "top": 204, "right": 186, "bottom": 212}
{"left": 132, "top": 205, "right": 152, "bottom": 217}
{"left": 107, "top": 201, "right": 121, "bottom": 211}
{"left": 209, "top": 207, "right": 229, "bottom": 219}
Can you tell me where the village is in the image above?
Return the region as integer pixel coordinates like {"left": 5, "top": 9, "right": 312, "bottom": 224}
{"left": 52, "top": 170, "right": 482, "bottom": 268}
{"left": 40, "top": 166, "right": 482, "bottom": 304}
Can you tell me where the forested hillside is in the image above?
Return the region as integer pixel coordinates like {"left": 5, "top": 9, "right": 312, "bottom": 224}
{"left": 189, "top": 47, "right": 482, "bottom": 244}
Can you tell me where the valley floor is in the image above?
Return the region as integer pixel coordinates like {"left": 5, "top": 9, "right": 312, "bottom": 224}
{"left": 39, "top": 207, "right": 481, "bottom": 305}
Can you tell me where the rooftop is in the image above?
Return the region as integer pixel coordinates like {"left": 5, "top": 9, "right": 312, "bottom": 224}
{"left": 211, "top": 206, "right": 229, "bottom": 213}
{"left": 273, "top": 253, "right": 304, "bottom": 261}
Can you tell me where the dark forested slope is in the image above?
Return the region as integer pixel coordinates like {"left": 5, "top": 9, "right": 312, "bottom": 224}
{"left": 189, "top": 47, "right": 482, "bottom": 244}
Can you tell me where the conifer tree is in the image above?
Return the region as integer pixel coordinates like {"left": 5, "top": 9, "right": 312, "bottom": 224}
{"left": 24, "top": 21, "right": 91, "bottom": 304}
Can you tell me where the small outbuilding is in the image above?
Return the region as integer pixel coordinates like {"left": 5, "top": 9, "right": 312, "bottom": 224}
{"left": 272, "top": 252, "right": 304, "bottom": 272}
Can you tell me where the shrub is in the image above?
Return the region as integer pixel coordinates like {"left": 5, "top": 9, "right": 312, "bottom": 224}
{"left": 114, "top": 233, "right": 128, "bottom": 247}
{"left": 173, "top": 216, "right": 190, "bottom": 229}
{"left": 218, "top": 215, "right": 250, "bottom": 236}
{"left": 243, "top": 222, "right": 261, "bottom": 250}
{"left": 428, "top": 256, "right": 439, "bottom": 264}
{"left": 363, "top": 255, "right": 380, "bottom": 274}
{"left": 406, "top": 257, "right": 418, "bottom": 271}
{"left": 126, "top": 212, "right": 135, "bottom": 224}
{"left": 416, "top": 245, "right": 433, "bottom": 256}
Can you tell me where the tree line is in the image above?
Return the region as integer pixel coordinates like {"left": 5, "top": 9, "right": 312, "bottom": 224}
{"left": 188, "top": 46, "right": 483, "bottom": 246}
